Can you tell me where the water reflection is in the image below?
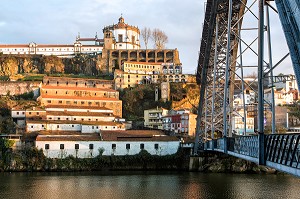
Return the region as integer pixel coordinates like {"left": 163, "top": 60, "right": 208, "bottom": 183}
{"left": 0, "top": 172, "right": 299, "bottom": 199}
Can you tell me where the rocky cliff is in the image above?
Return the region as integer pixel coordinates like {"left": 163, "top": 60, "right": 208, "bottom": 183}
{"left": 0, "top": 53, "right": 103, "bottom": 77}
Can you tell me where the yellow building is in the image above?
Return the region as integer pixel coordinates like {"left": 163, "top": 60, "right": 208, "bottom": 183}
{"left": 114, "top": 61, "right": 162, "bottom": 89}
{"left": 144, "top": 107, "right": 169, "bottom": 129}
{"left": 114, "top": 61, "right": 188, "bottom": 90}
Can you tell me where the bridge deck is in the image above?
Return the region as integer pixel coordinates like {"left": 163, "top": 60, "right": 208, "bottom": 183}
{"left": 205, "top": 134, "right": 300, "bottom": 177}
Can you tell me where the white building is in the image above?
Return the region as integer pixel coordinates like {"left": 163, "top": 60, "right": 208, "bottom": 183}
{"left": 231, "top": 110, "right": 255, "bottom": 135}
{"left": 35, "top": 130, "right": 180, "bottom": 158}
{"left": 103, "top": 16, "right": 140, "bottom": 50}
{"left": 0, "top": 16, "right": 139, "bottom": 56}
{"left": 264, "top": 87, "right": 298, "bottom": 106}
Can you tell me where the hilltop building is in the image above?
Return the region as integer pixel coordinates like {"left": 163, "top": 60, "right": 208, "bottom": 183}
{"left": 0, "top": 16, "right": 181, "bottom": 75}
{"left": 0, "top": 16, "right": 139, "bottom": 56}
{"left": 114, "top": 62, "right": 188, "bottom": 89}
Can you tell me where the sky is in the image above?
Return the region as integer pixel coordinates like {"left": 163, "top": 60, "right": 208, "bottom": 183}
{"left": 0, "top": 0, "right": 294, "bottom": 75}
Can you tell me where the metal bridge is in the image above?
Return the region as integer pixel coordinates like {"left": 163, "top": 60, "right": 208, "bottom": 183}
{"left": 194, "top": 0, "right": 300, "bottom": 177}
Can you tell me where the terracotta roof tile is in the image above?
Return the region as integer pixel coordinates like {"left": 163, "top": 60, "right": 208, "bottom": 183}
{"left": 43, "top": 76, "right": 113, "bottom": 82}
{"left": 26, "top": 120, "right": 122, "bottom": 126}
{"left": 46, "top": 111, "right": 114, "bottom": 117}
{"left": 45, "top": 105, "right": 112, "bottom": 110}
{"left": 42, "top": 85, "right": 117, "bottom": 92}
{"left": 36, "top": 134, "right": 101, "bottom": 141}
{"left": 41, "top": 94, "right": 120, "bottom": 101}
{"left": 101, "top": 130, "right": 179, "bottom": 141}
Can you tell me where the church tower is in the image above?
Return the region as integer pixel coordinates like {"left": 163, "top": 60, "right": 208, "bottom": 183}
{"left": 102, "top": 15, "right": 140, "bottom": 50}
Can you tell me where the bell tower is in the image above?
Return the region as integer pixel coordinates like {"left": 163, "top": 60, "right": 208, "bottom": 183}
{"left": 103, "top": 30, "right": 115, "bottom": 49}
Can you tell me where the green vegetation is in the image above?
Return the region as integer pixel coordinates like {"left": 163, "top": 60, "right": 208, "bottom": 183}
{"left": 286, "top": 103, "right": 300, "bottom": 121}
{"left": 285, "top": 102, "right": 300, "bottom": 127}
{"left": 0, "top": 147, "right": 189, "bottom": 172}
{"left": 0, "top": 76, "right": 10, "bottom": 81}
{"left": 21, "top": 74, "right": 44, "bottom": 81}
{"left": 14, "top": 91, "right": 35, "bottom": 100}
{"left": 120, "top": 83, "right": 199, "bottom": 120}
{"left": 170, "top": 83, "right": 187, "bottom": 101}
{"left": 120, "top": 84, "right": 171, "bottom": 120}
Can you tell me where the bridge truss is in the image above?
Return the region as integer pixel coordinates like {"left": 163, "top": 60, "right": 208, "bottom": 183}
{"left": 196, "top": 0, "right": 262, "bottom": 151}
{"left": 194, "top": 0, "right": 300, "bottom": 177}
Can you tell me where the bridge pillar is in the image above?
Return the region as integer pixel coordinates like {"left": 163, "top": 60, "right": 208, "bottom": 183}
{"left": 258, "top": 133, "right": 265, "bottom": 165}
{"left": 224, "top": 136, "right": 227, "bottom": 154}
{"left": 258, "top": 0, "right": 266, "bottom": 165}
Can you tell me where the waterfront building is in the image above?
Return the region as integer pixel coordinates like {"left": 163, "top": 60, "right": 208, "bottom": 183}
{"left": 35, "top": 130, "right": 180, "bottom": 158}
{"left": 11, "top": 77, "right": 181, "bottom": 158}
{"left": 11, "top": 77, "right": 126, "bottom": 134}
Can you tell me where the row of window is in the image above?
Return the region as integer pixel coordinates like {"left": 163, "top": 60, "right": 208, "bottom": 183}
{"left": 45, "top": 100, "right": 119, "bottom": 107}
{"left": 0, "top": 48, "right": 101, "bottom": 52}
{"left": 45, "top": 80, "right": 110, "bottom": 87}
{"left": 31, "top": 125, "right": 116, "bottom": 129}
{"left": 45, "top": 143, "right": 160, "bottom": 150}
{"left": 45, "top": 91, "right": 113, "bottom": 97}
{"left": 125, "top": 64, "right": 157, "bottom": 69}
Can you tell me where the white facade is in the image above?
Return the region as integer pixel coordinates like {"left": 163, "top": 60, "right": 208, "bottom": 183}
{"left": 112, "top": 28, "right": 140, "bottom": 50}
{"left": 0, "top": 16, "right": 140, "bottom": 56}
{"left": 81, "top": 124, "right": 123, "bottom": 133}
{"left": 11, "top": 109, "right": 26, "bottom": 118}
{"left": 46, "top": 114, "right": 115, "bottom": 122}
{"left": 36, "top": 139, "right": 180, "bottom": 158}
{"left": 0, "top": 43, "right": 102, "bottom": 56}
{"left": 103, "top": 16, "right": 140, "bottom": 50}
{"left": 26, "top": 121, "right": 124, "bottom": 133}
{"left": 45, "top": 106, "right": 114, "bottom": 114}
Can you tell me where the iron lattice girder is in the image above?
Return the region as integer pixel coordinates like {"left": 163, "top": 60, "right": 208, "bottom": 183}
{"left": 195, "top": 0, "right": 247, "bottom": 151}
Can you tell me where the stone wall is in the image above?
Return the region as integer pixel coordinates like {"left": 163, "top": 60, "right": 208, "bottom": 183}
{"left": 0, "top": 81, "right": 40, "bottom": 96}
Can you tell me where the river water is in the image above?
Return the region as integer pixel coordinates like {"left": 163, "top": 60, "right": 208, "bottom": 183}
{"left": 0, "top": 171, "right": 299, "bottom": 199}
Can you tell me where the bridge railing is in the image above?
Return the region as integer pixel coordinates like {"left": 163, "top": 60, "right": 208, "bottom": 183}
{"left": 266, "top": 134, "right": 300, "bottom": 169}
{"left": 227, "top": 136, "right": 259, "bottom": 158}
{"left": 204, "top": 138, "right": 225, "bottom": 151}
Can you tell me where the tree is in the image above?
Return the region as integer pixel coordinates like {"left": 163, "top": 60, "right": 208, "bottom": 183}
{"left": 151, "top": 28, "right": 168, "bottom": 49}
{"left": 141, "top": 27, "right": 151, "bottom": 49}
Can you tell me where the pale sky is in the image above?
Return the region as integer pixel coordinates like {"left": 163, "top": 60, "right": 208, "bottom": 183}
{"left": 0, "top": 0, "right": 294, "bottom": 75}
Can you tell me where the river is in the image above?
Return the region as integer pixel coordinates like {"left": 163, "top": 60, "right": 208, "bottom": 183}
{"left": 0, "top": 171, "right": 299, "bottom": 199}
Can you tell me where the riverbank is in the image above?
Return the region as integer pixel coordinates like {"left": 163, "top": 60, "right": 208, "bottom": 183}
{"left": 0, "top": 147, "right": 278, "bottom": 174}
{"left": 189, "top": 153, "right": 277, "bottom": 174}
{"left": 0, "top": 147, "right": 190, "bottom": 172}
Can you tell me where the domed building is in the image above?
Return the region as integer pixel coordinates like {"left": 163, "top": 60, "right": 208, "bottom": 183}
{"left": 0, "top": 16, "right": 181, "bottom": 76}
{"left": 103, "top": 16, "right": 140, "bottom": 50}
